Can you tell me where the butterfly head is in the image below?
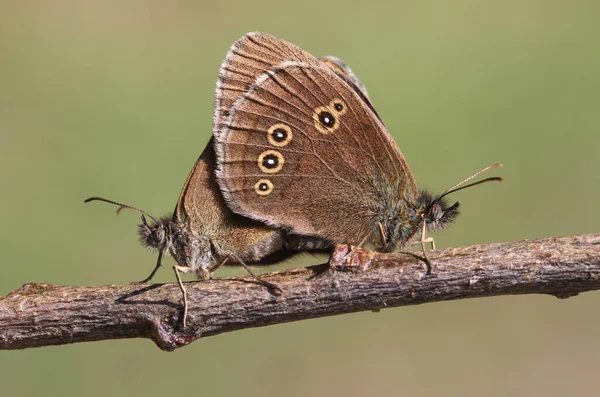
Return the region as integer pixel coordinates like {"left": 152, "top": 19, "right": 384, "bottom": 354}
{"left": 138, "top": 214, "right": 174, "bottom": 251}
{"left": 85, "top": 196, "right": 212, "bottom": 276}
{"left": 418, "top": 164, "right": 504, "bottom": 235}
{"left": 417, "top": 191, "right": 460, "bottom": 232}
{"left": 380, "top": 164, "right": 503, "bottom": 251}
{"left": 138, "top": 213, "right": 213, "bottom": 276}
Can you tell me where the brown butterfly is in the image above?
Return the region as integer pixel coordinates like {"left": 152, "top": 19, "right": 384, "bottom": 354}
{"left": 85, "top": 46, "right": 370, "bottom": 327}
{"left": 213, "top": 32, "right": 502, "bottom": 266}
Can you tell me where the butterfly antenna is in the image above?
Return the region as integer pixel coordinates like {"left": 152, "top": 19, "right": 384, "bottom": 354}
{"left": 438, "top": 163, "right": 503, "bottom": 200}
{"left": 84, "top": 196, "right": 159, "bottom": 224}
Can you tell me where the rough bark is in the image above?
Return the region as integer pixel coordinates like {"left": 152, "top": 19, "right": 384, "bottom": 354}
{"left": 1, "top": 233, "right": 599, "bottom": 351}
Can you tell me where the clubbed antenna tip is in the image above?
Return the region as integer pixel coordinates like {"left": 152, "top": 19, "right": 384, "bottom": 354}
{"left": 84, "top": 196, "right": 158, "bottom": 224}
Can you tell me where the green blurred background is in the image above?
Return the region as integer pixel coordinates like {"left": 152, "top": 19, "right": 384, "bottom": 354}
{"left": 1, "top": 0, "right": 599, "bottom": 396}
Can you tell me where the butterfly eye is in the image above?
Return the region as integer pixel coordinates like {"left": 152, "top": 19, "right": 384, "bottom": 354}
{"left": 268, "top": 123, "right": 293, "bottom": 147}
{"left": 254, "top": 179, "right": 274, "bottom": 196}
{"left": 258, "top": 150, "right": 285, "bottom": 173}
{"left": 330, "top": 99, "right": 347, "bottom": 115}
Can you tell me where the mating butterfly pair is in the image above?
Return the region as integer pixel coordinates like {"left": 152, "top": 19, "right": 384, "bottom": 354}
{"left": 87, "top": 33, "right": 501, "bottom": 327}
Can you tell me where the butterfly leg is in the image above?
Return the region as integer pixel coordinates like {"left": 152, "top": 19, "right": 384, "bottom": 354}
{"left": 192, "top": 256, "right": 229, "bottom": 281}
{"left": 208, "top": 256, "right": 229, "bottom": 274}
{"left": 231, "top": 255, "right": 282, "bottom": 293}
{"left": 173, "top": 257, "right": 239, "bottom": 329}
{"left": 133, "top": 250, "right": 164, "bottom": 284}
{"left": 425, "top": 237, "right": 435, "bottom": 250}
{"left": 418, "top": 218, "right": 433, "bottom": 275}
{"left": 396, "top": 250, "right": 433, "bottom": 275}
{"left": 409, "top": 236, "right": 435, "bottom": 250}
{"left": 397, "top": 217, "right": 433, "bottom": 275}
{"left": 173, "top": 264, "right": 189, "bottom": 329}
{"left": 407, "top": 236, "right": 435, "bottom": 250}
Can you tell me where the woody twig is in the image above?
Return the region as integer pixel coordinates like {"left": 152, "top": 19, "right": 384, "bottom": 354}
{"left": 1, "top": 233, "right": 599, "bottom": 351}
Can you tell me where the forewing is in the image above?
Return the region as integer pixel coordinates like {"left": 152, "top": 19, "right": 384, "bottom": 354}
{"left": 215, "top": 62, "right": 417, "bottom": 244}
{"left": 214, "top": 32, "right": 316, "bottom": 138}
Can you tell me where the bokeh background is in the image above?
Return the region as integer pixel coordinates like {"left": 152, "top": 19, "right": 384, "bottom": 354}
{"left": 1, "top": 1, "right": 599, "bottom": 396}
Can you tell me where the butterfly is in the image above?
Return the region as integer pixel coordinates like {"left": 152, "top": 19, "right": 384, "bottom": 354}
{"left": 213, "top": 32, "right": 501, "bottom": 267}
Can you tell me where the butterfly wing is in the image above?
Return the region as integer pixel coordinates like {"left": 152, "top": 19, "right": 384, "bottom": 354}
{"left": 214, "top": 38, "right": 419, "bottom": 246}
{"left": 174, "top": 138, "right": 283, "bottom": 263}
{"left": 319, "top": 55, "right": 371, "bottom": 101}
{"left": 174, "top": 32, "right": 351, "bottom": 262}
{"left": 215, "top": 32, "right": 373, "bottom": 136}
{"left": 214, "top": 32, "right": 316, "bottom": 138}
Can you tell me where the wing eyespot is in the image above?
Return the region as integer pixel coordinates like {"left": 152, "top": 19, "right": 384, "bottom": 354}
{"left": 313, "top": 99, "right": 347, "bottom": 134}
{"left": 330, "top": 99, "right": 347, "bottom": 115}
{"left": 254, "top": 179, "right": 274, "bottom": 196}
{"left": 268, "top": 123, "right": 293, "bottom": 147}
{"left": 258, "top": 150, "right": 285, "bottom": 173}
{"left": 313, "top": 105, "right": 339, "bottom": 134}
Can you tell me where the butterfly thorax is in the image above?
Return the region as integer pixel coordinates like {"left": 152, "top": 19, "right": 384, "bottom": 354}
{"left": 138, "top": 216, "right": 213, "bottom": 279}
{"left": 377, "top": 185, "right": 461, "bottom": 252}
{"left": 379, "top": 200, "right": 421, "bottom": 252}
{"left": 367, "top": 169, "right": 418, "bottom": 251}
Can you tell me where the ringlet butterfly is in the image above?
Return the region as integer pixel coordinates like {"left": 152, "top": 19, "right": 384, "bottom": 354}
{"left": 85, "top": 51, "right": 370, "bottom": 327}
{"left": 214, "top": 32, "right": 502, "bottom": 267}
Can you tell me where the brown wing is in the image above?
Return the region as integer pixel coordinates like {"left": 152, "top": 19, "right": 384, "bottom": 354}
{"left": 319, "top": 56, "right": 371, "bottom": 101}
{"left": 214, "top": 32, "right": 317, "bottom": 139}
{"left": 215, "top": 32, "right": 374, "bottom": 136}
{"left": 214, "top": 60, "right": 418, "bottom": 245}
{"left": 173, "top": 32, "right": 353, "bottom": 258}
{"left": 174, "top": 138, "right": 281, "bottom": 261}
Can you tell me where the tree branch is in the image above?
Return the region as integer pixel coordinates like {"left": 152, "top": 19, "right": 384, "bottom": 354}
{"left": 1, "top": 233, "right": 599, "bottom": 351}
